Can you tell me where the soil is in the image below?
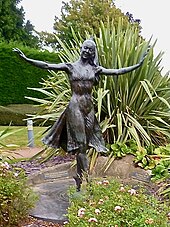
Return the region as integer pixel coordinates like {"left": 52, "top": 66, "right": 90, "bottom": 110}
{"left": 18, "top": 216, "right": 64, "bottom": 226}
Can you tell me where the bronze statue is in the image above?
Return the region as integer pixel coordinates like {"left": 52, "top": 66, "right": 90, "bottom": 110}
{"left": 13, "top": 39, "right": 147, "bottom": 191}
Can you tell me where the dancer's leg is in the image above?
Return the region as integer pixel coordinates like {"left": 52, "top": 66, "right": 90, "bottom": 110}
{"left": 74, "top": 146, "right": 89, "bottom": 191}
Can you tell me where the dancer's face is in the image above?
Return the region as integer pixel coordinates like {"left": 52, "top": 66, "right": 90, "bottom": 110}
{"left": 81, "top": 41, "right": 95, "bottom": 60}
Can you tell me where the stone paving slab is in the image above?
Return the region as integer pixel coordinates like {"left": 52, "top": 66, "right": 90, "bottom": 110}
{"left": 5, "top": 147, "right": 43, "bottom": 159}
{"left": 28, "top": 162, "right": 75, "bottom": 185}
{"left": 31, "top": 177, "right": 75, "bottom": 223}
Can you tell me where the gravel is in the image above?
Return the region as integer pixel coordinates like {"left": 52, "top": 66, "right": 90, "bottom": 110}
{"left": 18, "top": 216, "right": 65, "bottom": 227}
{"left": 12, "top": 155, "right": 75, "bottom": 176}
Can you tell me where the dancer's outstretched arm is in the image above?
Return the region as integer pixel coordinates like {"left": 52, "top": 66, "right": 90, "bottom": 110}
{"left": 100, "top": 62, "right": 141, "bottom": 75}
{"left": 13, "top": 48, "right": 68, "bottom": 71}
{"left": 99, "top": 49, "right": 149, "bottom": 76}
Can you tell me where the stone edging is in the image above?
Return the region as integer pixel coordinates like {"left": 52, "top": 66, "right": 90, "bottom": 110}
{"left": 28, "top": 162, "right": 75, "bottom": 185}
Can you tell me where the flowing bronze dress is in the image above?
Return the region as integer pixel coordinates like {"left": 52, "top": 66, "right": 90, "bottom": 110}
{"left": 42, "top": 62, "right": 107, "bottom": 153}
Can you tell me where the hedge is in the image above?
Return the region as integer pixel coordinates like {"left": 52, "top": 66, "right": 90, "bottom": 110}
{"left": 0, "top": 41, "right": 60, "bottom": 105}
{"left": 0, "top": 104, "right": 44, "bottom": 126}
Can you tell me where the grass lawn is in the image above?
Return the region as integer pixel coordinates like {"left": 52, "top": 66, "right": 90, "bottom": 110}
{"left": 0, "top": 126, "right": 47, "bottom": 150}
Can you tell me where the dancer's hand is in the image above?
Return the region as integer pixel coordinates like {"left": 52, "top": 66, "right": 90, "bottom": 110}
{"left": 13, "top": 48, "right": 26, "bottom": 59}
{"left": 139, "top": 46, "right": 150, "bottom": 65}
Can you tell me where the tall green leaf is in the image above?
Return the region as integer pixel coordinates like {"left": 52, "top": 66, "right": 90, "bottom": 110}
{"left": 28, "top": 19, "right": 170, "bottom": 147}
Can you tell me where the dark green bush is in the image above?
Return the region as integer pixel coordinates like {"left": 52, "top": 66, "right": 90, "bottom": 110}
{"left": 0, "top": 41, "right": 60, "bottom": 105}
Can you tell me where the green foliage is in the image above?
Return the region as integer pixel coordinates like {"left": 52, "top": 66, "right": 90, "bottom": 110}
{"left": 0, "top": 125, "right": 20, "bottom": 150}
{"left": 0, "top": 41, "right": 60, "bottom": 105}
{"left": 66, "top": 179, "right": 169, "bottom": 226}
{"left": 94, "top": 21, "right": 170, "bottom": 146}
{"left": 0, "top": 0, "right": 39, "bottom": 47}
{"left": 49, "top": 0, "right": 140, "bottom": 48}
{"left": 150, "top": 145, "right": 170, "bottom": 181}
{"left": 28, "top": 21, "right": 170, "bottom": 147}
{"left": 0, "top": 124, "right": 25, "bottom": 160}
{"left": 151, "top": 161, "right": 170, "bottom": 180}
{"left": 0, "top": 162, "right": 38, "bottom": 226}
{"left": 86, "top": 139, "right": 170, "bottom": 189}
{"left": 94, "top": 139, "right": 137, "bottom": 173}
{"left": 158, "top": 182, "right": 170, "bottom": 206}
{"left": 105, "top": 140, "right": 170, "bottom": 182}
{"left": 109, "top": 141, "right": 134, "bottom": 158}
{"left": 132, "top": 144, "right": 170, "bottom": 181}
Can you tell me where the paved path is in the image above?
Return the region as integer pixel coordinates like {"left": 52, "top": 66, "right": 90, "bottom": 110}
{"left": 4, "top": 147, "right": 43, "bottom": 159}
{"left": 6, "top": 147, "right": 75, "bottom": 223}
{"left": 31, "top": 177, "right": 75, "bottom": 223}
{"left": 28, "top": 161, "right": 76, "bottom": 223}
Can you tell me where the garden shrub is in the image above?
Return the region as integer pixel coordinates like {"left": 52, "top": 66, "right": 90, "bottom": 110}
{"left": 0, "top": 161, "right": 38, "bottom": 226}
{"left": 0, "top": 104, "right": 43, "bottom": 126}
{"left": 0, "top": 105, "right": 27, "bottom": 126}
{"left": 66, "top": 179, "right": 169, "bottom": 226}
{"left": 0, "top": 41, "right": 60, "bottom": 105}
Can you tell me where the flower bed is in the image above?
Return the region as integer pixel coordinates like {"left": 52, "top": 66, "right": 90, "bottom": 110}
{"left": 66, "top": 179, "right": 169, "bottom": 226}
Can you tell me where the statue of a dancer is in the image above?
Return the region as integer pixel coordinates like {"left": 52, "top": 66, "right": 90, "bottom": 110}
{"left": 13, "top": 39, "right": 147, "bottom": 191}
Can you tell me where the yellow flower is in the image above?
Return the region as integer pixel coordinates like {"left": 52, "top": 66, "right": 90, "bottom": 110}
{"left": 98, "top": 199, "right": 104, "bottom": 204}
{"left": 89, "top": 200, "right": 95, "bottom": 206}
{"left": 120, "top": 186, "right": 126, "bottom": 192}
{"left": 145, "top": 218, "right": 154, "bottom": 224}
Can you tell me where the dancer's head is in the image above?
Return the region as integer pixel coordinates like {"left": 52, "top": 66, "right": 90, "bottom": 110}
{"left": 80, "top": 38, "right": 98, "bottom": 66}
